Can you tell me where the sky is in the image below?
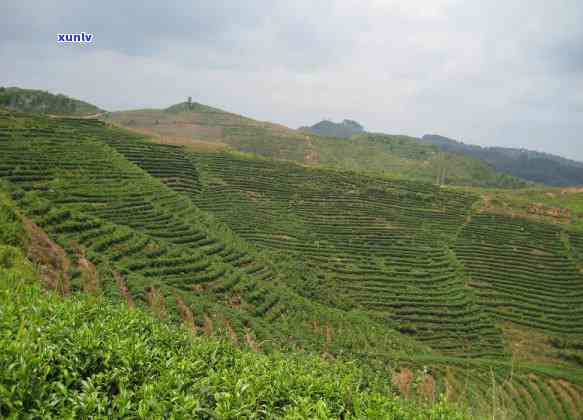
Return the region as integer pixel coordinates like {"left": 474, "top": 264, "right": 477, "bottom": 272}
{"left": 1, "top": 0, "right": 582, "bottom": 160}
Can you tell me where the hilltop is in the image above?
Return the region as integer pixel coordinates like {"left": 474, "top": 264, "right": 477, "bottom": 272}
{"left": 1, "top": 107, "right": 583, "bottom": 418}
{"left": 103, "top": 101, "right": 526, "bottom": 188}
{"left": 0, "top": 87, "right": 103, "bottom": 117}
{"left": 299, "top": 119, "right": 365, "bottom": 138}
{"left": 423, "top": 134, "right": 583, "bottom": 186}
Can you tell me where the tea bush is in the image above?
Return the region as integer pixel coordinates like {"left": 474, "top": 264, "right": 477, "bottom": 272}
{"left": 0, "top": 236, "right": 465, "bottom": 418}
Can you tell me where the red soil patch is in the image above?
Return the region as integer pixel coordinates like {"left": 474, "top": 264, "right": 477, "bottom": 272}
{"left": 544, "top": 187, "right": 583, "bottom": 198}
{"left": 392, "top": 368, "right": 413, "bottom": 398}
{"left": 23, "top": 218, "right": 70, "bottom": 295}
{"left": 78, "top": 256, "right": 99, "bottom": 294}
{"left": 175, "top": 296, "right": 197, "bottom": 334}
{"left": 229, "top": 294, "right": 242, "bottom": 309}
{"left": 113, "top": 271, "right": 135, "bottom": 309}
{"left": 192, "top": 283, "right": 208, "bottom": 293}
{"left": 482, "top": 193, "right": 493, "bottom": 210}
{"left": 70, "top": 244, "right": 100, "bottom": 294}
{"left": 244, "top": 328, "right": 260, "bottom": 353}
{"left": 203, "top": 313, "right": 214, "bottom": 337}
{"left": 121, "top": 125, "right": 227, "bottom": 152}
{"left": 311, "top": 319, "right": 321, "bottom": 334}
{"left": 528, "top": 203, "right": 572, "bottom": 221}
{"left": 420, "top": 374, "right": 436, "bottom": 402}
{"left": 560, "top": 187, "right": 583, "bottom": 194}
{"left": 145, "top": 287, "right": 168, "bottom": 320}
{"left": 245, "top": 191, "right": 261, "bottom": 201}
{"left": 224, "top": 318, "right": 239, "bottom": 345}
{"left": 325, "top": 324, "right": 333, "bottom": 351}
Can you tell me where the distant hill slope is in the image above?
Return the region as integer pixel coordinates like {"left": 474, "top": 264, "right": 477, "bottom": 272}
{"left": 0, "top": 86, "right": 103, "bottom": 116}
{"left": 423, "top": 134, "right": 583, "bottom": 186}
{"left": 299, "top": 119, "right": 365, "bottom": 138}
{"left": 104, "top": 102, "right": 526, "bottom": 188}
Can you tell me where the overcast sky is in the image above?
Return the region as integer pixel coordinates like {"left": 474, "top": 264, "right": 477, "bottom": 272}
{"left": 2, "top": 1, "right": 582, "bottom": 160}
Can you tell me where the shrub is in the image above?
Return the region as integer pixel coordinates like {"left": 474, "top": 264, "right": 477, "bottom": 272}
{"left": 0, "top": 269, "right": 467, "bottom": 419}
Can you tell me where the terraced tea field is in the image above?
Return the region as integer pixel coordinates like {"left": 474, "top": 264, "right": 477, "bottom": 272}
{"left": 1, "top": 107, "right": 583, "bottom": 418}
{"left": 0, "top": 109, "right": 426, "bottom": 362}
{"left": 570, "top": 232, "right": 583, "bottom": 267}
{"left": 456, "top": 214, "right": 583, "bottom": 335}
{"left": 164, "top": 152, "right": 583, "bottom": 355}
{"left": 183, "top": 154, "right": 506, "bottom": 358}
{"left": 100, "top": 135, "right": 583, "bottom": 417}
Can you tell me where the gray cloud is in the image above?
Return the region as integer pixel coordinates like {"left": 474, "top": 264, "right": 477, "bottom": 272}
{"left": 1, "top": 0, "right": 582, "bottom": 160}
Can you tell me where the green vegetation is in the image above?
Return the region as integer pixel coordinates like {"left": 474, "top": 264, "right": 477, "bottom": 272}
{"left": 0, "top": 87, "right": 103, "bottom": 116}
{"left": 458, "top": 186, "right": 583, "bottom": 229}
{"left": 2, "top": 106, "right": 583, "bottom": 418}
{"left": 101, "top": 123, "right": 583, "bottom": 418}
{"left": 308, "top": 133, "right": 527, "bottom": 187}
{"left": 0, "top": 108, "right": 430, "bottom": 365}
{"left": 456, "top": 213, "right": 583, "bottom": 334}
{"left": 300, "top": 119, "right": 365, "bottom": 139}
{"left": 0, "top": 189, "right": 466, "bottom": 418}
{"left": 423, "top": 134, "right": 583, "bottom": 187}
{"left": 187, "top": 152, "right": 503, "bottom": 357}
{"left": 103, "top": 103, "right": 527, "bottom": 188}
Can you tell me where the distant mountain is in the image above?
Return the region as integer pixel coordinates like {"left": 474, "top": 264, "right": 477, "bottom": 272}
{"left": 300, "top": 119, "right": 365, "bottom": 139}
{"left": 422, "top": 134, "right": 583, "bottom": 186}
{"left": 0, "top": 86, "right": 103, "bottom": 116}
{"left": 103, "top": 102, "right": 527, "bottom": 188}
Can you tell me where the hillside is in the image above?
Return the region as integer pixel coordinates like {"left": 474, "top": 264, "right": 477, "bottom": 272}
{"left": 0, "top": 107, "right": 424, "bottom": 364}
{"left": 103, "top": 102, "right": 527, "bottom": 188}
{"left": 2, "top": 107, "right": 583, "bottom": 418}
{"left": 299, "top": 119, "right": 365, "bottom": 138}
{"left": 0, "top": 86, "right": 103, "bottom": 116}
{"left": 423, "top": 134, "right": 583, "bottom": 186}
{"left": 0, "top": 187, "right": 464, "bottom": 418}
{"left": 187, "top": 152, "right": 583, "bottom": 355}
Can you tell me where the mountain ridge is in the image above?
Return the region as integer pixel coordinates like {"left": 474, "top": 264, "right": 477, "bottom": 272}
{"left": 422, "top": 134, "right": 583, "bottom": 186}
{"left": 299, "top": 119, "right": 365, "bottom": 139}
{"left": 0, "top": 86, "right": 103, "bottom": 116}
